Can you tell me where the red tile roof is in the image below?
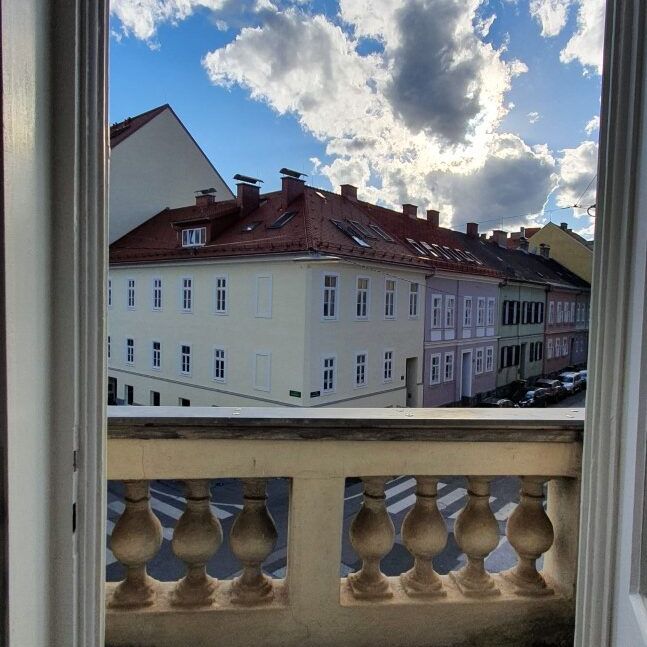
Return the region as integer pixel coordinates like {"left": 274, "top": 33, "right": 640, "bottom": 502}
{"left": 110, "top": 104, "right": 169, "bottom": 148}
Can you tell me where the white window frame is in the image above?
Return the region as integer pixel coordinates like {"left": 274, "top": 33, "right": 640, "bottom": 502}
{"left": 443, "top": 352, "right": 455, "bottom": 382}
{"left": 151, "top": 340, "right": 161, "bottom": 371}
{"left": 557, "top": 301, "right": 564, "bottom": 324}
{"left": 125, "top": 337, "right": 134, "bottom": 365}
{"left": 126, "top": 278, "right": 135, "bottom": 310}
{"left": 548, "top": 301, "right": 555, "bottom": 324}
{"left": 151, "top": 277, "right": 162, "bottom": 311}
{"left": 431, "top": 294, "right": 443, "bottom": 329}
{"left": 322, "top": 273, "right": 339, "bottom": 321}
{"left": 429, "top": 353, "right": 441, "bottom": 385}
{"left": 463, "top": 296, "right": 473, "bottom": 328}
{"left": 180, "top": 343, "right": 192, "bottom": 376}
{"left": 181, "top": 226, "right": 206, "bottom": 247}
{"left": 477, "top": 297, "right": 486, "bottom": 327}
{"left": 485, "top": 346, "right": 494, "bottom": 372}
{"left": 554, "top": 337, "right": 561, "bottom": 357}
{"left": 354, "top": 351, "right": 368, "bottom": 388}
{"left": 214, "top": 274, "right": 228, "bottom": 315}
{"left": 486, "top": 297, "right": 495, "bottom": 326}
{"left": 383, "top": 350, "right": 394, "bottom": 383}
{"left": 384, "top": 278, "right": 396, "bottom": 319}
{"left": 475, "top": 347, "right": 484, "bottom": 374}
{"left": 563, "top": 337, "right": 568, "bottom": 356}
{"left": 322, "top": 354, "right": 337, "bottom": 394}
{"left": 408, "top": 282, "right": 419, "bottom": 319}
{"left": 180, "top": 276, "right": 193, "bottom": 313}
{"left": 356, "top": 276, "right": 370, "bottom": 320}
{"left": 445, "top": 295, "right": 456, "bottom": 328}
{"left": 571, "top": 301, "right": 576, "bottom": 323}
{"left": 213, "top": 347, "right": 227, "bottom": 383}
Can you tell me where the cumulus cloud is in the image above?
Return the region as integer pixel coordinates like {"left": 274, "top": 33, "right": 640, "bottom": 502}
{"left": 584, "top": 114, "right": 599, "bottom": 134}
{"left": 555, "top": 140, "right": 598, "bottom": 214}
{"left": 527, "top": 111, "right": 540, "bottom": 123}
{"left": 529, "top": 0, "right": 573, "bottom": 37}
{"left": 560, "top": 0, "right": 605, "bottom": 75}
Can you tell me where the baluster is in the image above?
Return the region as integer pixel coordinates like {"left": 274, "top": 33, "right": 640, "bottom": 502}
{"left": 401, "top": 476, "right": 447, "bottom": 597}
{"left": 450, "top": 477, "right": 500, "bottom": 597}
{"left": 170, "top": 480, "right": 223, "bottom": 606}
{"left": 109, "top": 480, "right": 162, "bottom": 608}
{"left": 348, "top": 476, "right": 395, "bottom": 600}
{"left": 230, "top": 478, "right": 278, "bottom": 604}
{"left": 502, "top": 477, "right": 554, "bottom": 596}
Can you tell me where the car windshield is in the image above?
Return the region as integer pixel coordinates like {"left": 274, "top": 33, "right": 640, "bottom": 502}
{"left": 563, "top": 376, "right": 574, "bottom": 383}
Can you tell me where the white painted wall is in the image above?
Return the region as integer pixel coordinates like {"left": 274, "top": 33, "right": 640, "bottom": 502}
{"left": 109, "top": 107, "right": 233, "bottom": 243}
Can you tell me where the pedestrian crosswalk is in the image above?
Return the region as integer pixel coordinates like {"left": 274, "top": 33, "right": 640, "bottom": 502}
{"left": 106, "top": 476, "right": 520, "bottom": 580}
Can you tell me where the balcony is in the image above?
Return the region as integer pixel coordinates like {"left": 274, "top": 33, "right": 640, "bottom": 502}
{"left": 106, "top": 407, "right": 583, "bottom": 647}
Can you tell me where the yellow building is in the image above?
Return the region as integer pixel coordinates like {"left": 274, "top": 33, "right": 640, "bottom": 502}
{"left": 527, "top": 222, "right": 593, "bottom": 283}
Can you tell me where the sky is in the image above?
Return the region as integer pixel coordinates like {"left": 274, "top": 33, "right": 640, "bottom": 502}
{"left": 109, "top": 0, "right": 604, "bottom": 239}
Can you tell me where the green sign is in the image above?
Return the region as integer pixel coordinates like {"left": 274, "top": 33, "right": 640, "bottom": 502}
{"left": 289, "top": 390, "right": 302, "bottom": 398}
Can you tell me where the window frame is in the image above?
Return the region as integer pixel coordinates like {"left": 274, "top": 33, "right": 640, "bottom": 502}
{"left": 445, "top": 295, "right": 456, "bottom": 328}
{"left": 443, "top": 351, "right": 455, "bottom": 382}
{"left": 408, "top": 282, "right": 419, "bottom": 319}
{"left": 179, "top": 343, "right": 192, "bottom": 376}
{"left": 356, "top": 276, "right": 370, "bottom": 320}
{"left": 431, "top": 294, "right": 443, "bottom": 329}
{"left": 151, "top": 276, "right": 162, "bottom": 311}
{"left": 321, "top": 354, "right": 337, "bottom": 394}
{"left": 384, "top": 278, "right": 396, "bottom": 319}
{"left": 429, "top": 353, "right": 441, "bottom": 385}
{"left": 383, "top": 349, "right": 394, "bottom": 383}
{"left": 354, "top": 351, "right": 368, "bottom": 388}
{"left": 322, "top": 273, "right": 339, "bottom": 321}
{"left": 475, "top": 347, "right": 484, "bottom": 374}
{"left": 214, "top": 274, "right": 228, "bottom": 315}
{"left": 485, "top": 346, "right": 494, "bottom": 372}
{"left": 126, "top": 277, "right": 136, "bottom": 310}
{"left": 180, "top": 276, "right": 193, "bottom": 314}
{"left": 486, "top": 297, "right": 495, "bottom": 326}
{"left": 463, "top": 296, "right": 473, "bottom": 328}
{"left": 125, "top": 337, "right": 134, "bottom": 366}
{"left": 213, "top": 347, "right": 227, "bottom": 383}
{"left": 151, "top": 340, "right": 161, "bottom": 371}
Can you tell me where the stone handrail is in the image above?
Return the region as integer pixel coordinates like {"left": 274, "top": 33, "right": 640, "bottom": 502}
{"left": 106, "top": 406, "right": 584, "bottom": 647}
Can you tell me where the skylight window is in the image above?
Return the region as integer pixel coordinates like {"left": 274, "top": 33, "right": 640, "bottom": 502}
{"left": 420, "top": 241, "right": 440, "bottom": 257}
{"left": 452, "top": 249, "right": 472, "bottom": 263}
{"left": 462, "top": 250, "right": 483, "bottom": 265}
{"left": 430, "top": 243, "right": 452, "bottom": 260}
{"left": 348, "top": 220, "right": 376, "bottom": 239}
{"left": 331, "top": 219, "right": 371, "bottom": 248}
{"left": 443, "top": 246, "right": 463, "bottom": 262}
{"left": 268, "top": 211, "right": 297, "bottom": 229}
{"left": 406, "top": 238, "right": 428, "bottom": 256}
{"left": 242, "top": 221, "right": 261, "bottom": 232}
{"left": 315, "top": 191, "right": 327, "bottom": 200}
{"left": 369, "top": 224, "right": 394, "bottom": 242}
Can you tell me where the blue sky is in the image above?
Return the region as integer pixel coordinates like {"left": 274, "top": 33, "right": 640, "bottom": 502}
{"left": 110, "top": 0, "right": 603, "bottom": 237}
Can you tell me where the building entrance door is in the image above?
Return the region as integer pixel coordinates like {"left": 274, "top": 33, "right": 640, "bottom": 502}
{"left": 405, "top": 357, "right": 418, "bottom": 407}
{"left": 460, "top": 350, "right": 473, "bottom": 400}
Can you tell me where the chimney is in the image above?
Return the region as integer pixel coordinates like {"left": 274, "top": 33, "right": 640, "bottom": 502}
{"left": 402, "top": 203, "right": 418, "bottom": 219}
{"left": 479, "top": 233, "right": 487, "bottom": 241}
{"left": 560, "top": 222, "right": 569, "bottom": 231}
{"left": 539, "top": 243, "right": 551, "bottom": 258}
{"left": 237, "top": 182, "right": 260, "bottom": 217}
{"left": 519, "top": 236, "right": 529, "bottom": 252}
{"left": 427, "top": 209, "right": 440, "bottom": 228}
{"left": 340, "top": 184, "right": 357, "bottom": 201}
{"left": 519, "top": 226, "right": 526, "bottom": 238}
{"left": 282, "top": 175, "right": 305, "bottom": 206}
{"left": 195, "top": 189, "right": 217, "bottom": 206}
{"left": 466, "top": 222, "right": 479, "bottom": 238}
{"left": 492, "top": 229, "right": 508, "bottom": 248}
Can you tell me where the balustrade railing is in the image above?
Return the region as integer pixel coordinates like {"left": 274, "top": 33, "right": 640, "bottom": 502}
{"left": 106, "top": 406, "right": 583, "bottom": 647}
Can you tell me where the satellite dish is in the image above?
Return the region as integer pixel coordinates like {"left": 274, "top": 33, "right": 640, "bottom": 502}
{"left": 279, "top": 167, "right": 308, "bottom": 179}
{"left": 233, "top": 174, "right": 264, "bottom": 185}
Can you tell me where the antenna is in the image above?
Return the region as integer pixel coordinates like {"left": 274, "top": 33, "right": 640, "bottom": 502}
{"left": 233, "top": 173, "right": 264, "bottom": 185}
{"left": 279, "top": 167, "right": 308, "bottom": 179}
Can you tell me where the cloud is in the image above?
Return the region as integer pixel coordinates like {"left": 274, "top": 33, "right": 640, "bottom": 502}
{"left": 555, "top": 140, "right": 598, "bottom": 214}
{"left": 529, "top": 0, "right": 573, "bottom": 37}
{"left": 527, "top": 111, "right": 540, "bottom": 123}
{"left": 584, "top": 114, "right": 599, "bottom": 134}
{"left": 560, "top": 0, "right": 605, "bottom": 75}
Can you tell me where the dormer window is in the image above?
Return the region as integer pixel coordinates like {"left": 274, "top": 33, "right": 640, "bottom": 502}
{"left": 181, "top": 227, "right": 206, "bottom": 247}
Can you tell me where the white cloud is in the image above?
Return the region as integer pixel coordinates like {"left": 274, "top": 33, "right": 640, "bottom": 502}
{"left": 529, "top": 0, "right": 573, "bottom": 37}
{"left": 527, "top": 111, "right": 541, "bottom": 123}
{"left": 584, "top": 114, "right": 600, "bottom": 134}
{"left": 560, "top": 0, "right": 605, "bottom": 75}
{"left": 556, "top": 140, "right": 598, "bottom": 214}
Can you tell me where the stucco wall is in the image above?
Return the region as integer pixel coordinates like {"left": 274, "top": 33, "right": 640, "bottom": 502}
{"left": 529, "top": 223, "right": 593, "bottom": 283}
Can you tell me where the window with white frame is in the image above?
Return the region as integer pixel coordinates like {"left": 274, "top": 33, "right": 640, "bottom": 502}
{"left": 125, "top": 338, "right": 134, "bottom": 365}
{"left": 356, "top": 277, "right": 369, "bottom": 319}
{"left": 152, "top": 341, "right": 161, "bottom": 370}
{"left": 486, "top": 297, "right": 495, "bottom": 326}
{"left": 181, "top": 226, "right": 206, "bottom": 247}
{"left": 548, "top": 301, "right": 555, "bottom": 324}
{"left": 445, "top": 295, "right": 456, "bottom": 328}
{"left": 555, "top": 337, "right": 561, "bottom": 357}
{"left": 180, "top": 344, "right": 191, "bottom": 375}
{"left": 444, "top": 352, "right": 454, "bottom": 381}
{"left": 355, "top": 352, "right": 367, "bottom": 387}
{"left": 430, "top": 353, "right": 441, "bottom": 384}
{"left": 431, "top": 294, "right": 443, "bottom": 328}
{"left": 213, "top": 348, "right": 226, "bottom": 382}
{"left": 547, "top": 338, "right": 554, "bottom": 359}
{"left": 322, "top": 356, "right": 336, "bottom": 393}
{"left": 214, "top": 276, "right": 227, "bottom": 314}
{"left": 571, "top": 302, "right": 576, "bottom": 323}
{"left": 409, "top": 282, "right": 419, "bottom": 318}
{"left": 476, "top": 297, "right": 486, "bottom": 326}
{"left": 152, "top": 277, "right": 162, "bottom": 310}
{"left": 108, "top": 278, "right": 112, "bottom": 308}
{"left": 385, "top": 279, "right": 396, "bottom": 318}
{"left": 383, "top": 350, "right": 393, "bottom": 382}
{"left": 557, "top": 301, "right": 563, "bottom": 323}
{"left": 563, "top": 337, "right": 568, "bottom": 356}
{"left": 181, "top": 277, "right": 193, "bottom": 313}
{"left": 485, "top": 346, "right": 494, "bottom": 372}
{"left": 323, "top": 274, "right": 338, "bottom": 319}
{"left": 522, "top": 301, "right": 529, "bottom": 324}
{"left": 475, "top": 347, "right": 484, "bottom": 374}
{"left": 127, "top": 278, "right": 135, "bottom": 309}
{"left": 463, "top": 296, "right": 472, "bottom": 327}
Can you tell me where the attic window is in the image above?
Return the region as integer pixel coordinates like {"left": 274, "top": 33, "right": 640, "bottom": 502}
{"left": 242, "top": 221, "right": 261, "bottom": 232}
{"left": 331, "top": 219, "right": 371, "bottom": 248}
{"left": 315, "top": 191, "right": 327, "bottom": 200}
{"left": 420, "top": 241, "right": 440, "bottom": 257}
{"left": 430, "top": 243, "right": 452, "bottom": 260}
{"left": 462, "top": 250, "right": 483, "bottom": 265}
{"left": 348, "top": 220, "right": 377, "bottom": 239}
{"left": 181, "top": 227, "right": 206, "bottom": 247}
{"left": 369, "top": 224, "right": 394, "bottom": 242}
{"left": 453, "top": 249, "right": 472, "bottom": 263}
{"left": 443, "top": 246, "right": 463, "bottom": 262}
{"left": 406, "top": 238, "right": 428, "bottom": 256}
{"left": 268, "top": 211, "right": 297, "bottom": 229}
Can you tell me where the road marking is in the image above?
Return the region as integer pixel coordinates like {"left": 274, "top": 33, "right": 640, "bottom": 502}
{"left": 438, "top": 488, "right": 467, "bottom": 510}
{"left": 494, "top": 502, "right": 517, "bottom": 521}
{"left": 385, "top": 478, "right": 416, "bottom": 499}
{"left": 387, "top": 493, "right": 416, "bottom": 514}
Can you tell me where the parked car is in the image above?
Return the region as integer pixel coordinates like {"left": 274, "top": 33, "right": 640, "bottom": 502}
{"left": 559, "top": 371, "right": 584, "bottom": 394}
{"left": 535, "top": 378, "right": 567, "bottom": 402}
{"left": 478, "top": 398, "right": 518, "bottom": 408}
{"left": 578, "top": 370, "right": 588, "bottom": 388}
{"left": 518, "top": 388, "right": 551, "bottom": 408}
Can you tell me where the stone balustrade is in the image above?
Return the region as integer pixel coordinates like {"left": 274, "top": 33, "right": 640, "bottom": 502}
{"left": 106, "top": 406, "right": 583, "bottom": 647}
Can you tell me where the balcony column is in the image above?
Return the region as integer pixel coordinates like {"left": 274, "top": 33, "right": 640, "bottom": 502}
{"left": 348, "top": 476, "right": 395, "bottom": 599}
{"left": 170, "top": 480, "right": 223, "bottom": 606}
{"left": 450, "top": 477, "right": 500, "bottom": 597}
{"left": 401, "top": 476, "right": 447, "bottom": 597}
{"left": 503, "top": 477, "right": 554, "bottom": 596}
{"left": 230, "top": 478, "right": 278, "bottom": 604}
{"left": 108, "top": 480, "right": 162, "bottom": 608}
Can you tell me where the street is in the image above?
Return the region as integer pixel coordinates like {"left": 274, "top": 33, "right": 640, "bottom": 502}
{"left": 107, "top": 392, "right": 586, "bottom": 584}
